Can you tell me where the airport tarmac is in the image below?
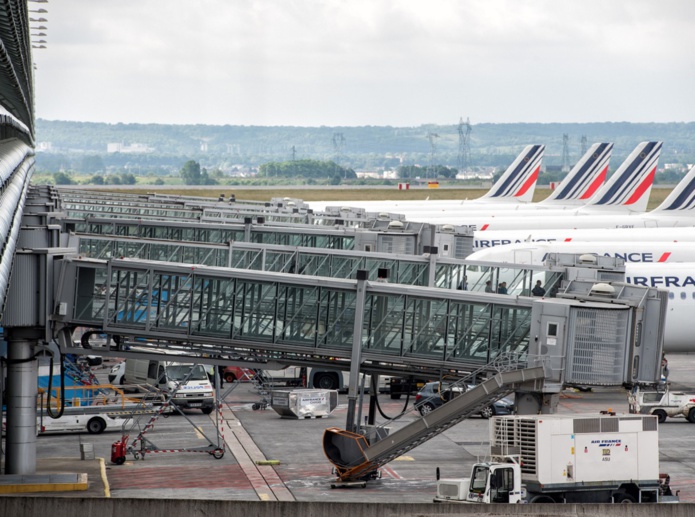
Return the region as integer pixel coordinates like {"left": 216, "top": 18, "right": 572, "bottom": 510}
{"left": 4, "top": 353, "right": 695, "bottom": 503}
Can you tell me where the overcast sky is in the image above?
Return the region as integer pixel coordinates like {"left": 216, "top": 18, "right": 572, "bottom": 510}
{"left": 33, "top": 0, "right": 695, "bottom": 127}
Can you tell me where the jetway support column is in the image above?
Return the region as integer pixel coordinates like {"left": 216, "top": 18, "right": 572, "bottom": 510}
{"left": 3, "top": 328, "right": 41, "bottom": 475}
{"left": 345, "top": 270, "right": 368, "bottom": 433}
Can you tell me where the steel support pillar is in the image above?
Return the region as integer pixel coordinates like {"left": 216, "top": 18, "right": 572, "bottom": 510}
{"left": 345, "top": 270, "right": 368, "bottom": 433}
{"left": 4, "top": 331, "right": 39, "bottom": 474}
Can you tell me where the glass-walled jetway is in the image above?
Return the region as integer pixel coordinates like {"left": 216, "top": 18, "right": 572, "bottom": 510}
{"left": 54, "top": 257, "right": 538, "bottom": 376}
{"left": 52, "top": 253, "right": 659, "bottom": 387}
{"left": 57, "top": 188, "right": 473, "bottom": 257}
{"left": 63, "top": 214, "right": 472, "bottom": 257}
{"left": 68, "top": 234, "right": 617, "bottom": 297}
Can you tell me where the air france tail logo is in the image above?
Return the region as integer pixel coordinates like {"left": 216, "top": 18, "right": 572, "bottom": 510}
{"left": 594, "top": 142, "right": 662, "bottom": 206}
{"left": 659, "top": 168, "right": 695, "bottom": 211}
{"left": 553, "top": 143, "right": 612, "bottom": 201}
{"left": 489, "top": 145, "right": 544, "bottom": 198}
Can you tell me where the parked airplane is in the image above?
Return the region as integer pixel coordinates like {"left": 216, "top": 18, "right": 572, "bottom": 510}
{"left": 461, "top": 161, "right": 695, "bottom": 238}
{"left": 473, "top": 226, "right": 695, "bottom": 250}
{"left": 341, "top": 142, "right": 612, "bottom": 217}
{"left": 309, "top": 144, "right": 545, "bottom": 213}
{"left": 402, "top": 141, "right": 661, "bottom": 225}
{"left": 467, "top": 240, "right": 695, "bottom": 266}
{"left": 466, "top": 246, "right": 695, "bottom": 353}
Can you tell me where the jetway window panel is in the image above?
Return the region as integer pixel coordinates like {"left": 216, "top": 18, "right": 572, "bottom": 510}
{"left": 191, "top": 276, "right": 235, "bottom": 336}
{"left": 395, "top": 262, "right": 429, "bottom": 286}
{"left": 331, "top": 253, "right": 356, "bottom": 277}
{"left": 266, "top": 251, "right": 292, "bottom": 273}
{"left": 447, "top": 302, "right": 494, "bottom": 362}
{"left": 230, "top": 249, "right": 265, "bottom": 270}
{"left": 566, "top": 308, "right": 628, "bottom": 385}
{"left": 318, "top": 289, "right": 357, "bottom": 350}
{"left": 106, "top": 269, "right": 153, "bottom": 328}
{"left": 300, "top": 253, "right": 335, "bottom": 277}
{"left": 489, "top": 306, "right": 531, "bottom": 360}
{"left": 276, "top": 285, "right": 322, "bottom": 345}
{"left": 78, "top": 239, "right": 112, "bottom": 260}
{"left": 233, "top": 280, "right": 279, "bottom": 341}
{"left": 402, "top": 297, "right": 450, "bottom": 357}
{"left": 365, "top": 293, "right": 407, "bottom": 355}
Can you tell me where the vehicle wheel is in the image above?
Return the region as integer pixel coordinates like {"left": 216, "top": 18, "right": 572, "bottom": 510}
{"left": 113, "top": 456, "right": 126, "bottom": 466}
{"left": 314, "top": 373, "right": 339, "bottom": 390}
{"left": 418, "top": 402, "right": 435, "bottom": 416}
{"left": 688, "top": 408, "right": 695, "bottom": 423}
{"left": 224, "top": 372, "right": 236, "bottom": 383}
{"left": 614, "top": 492, "right": 636, "bottom": 503}
{"left": 252, "top": 403, "right": 261, "bottom": 410}
{"left": 529, "top": 495, "right": 554, "bottom": 503}
{"left": 653, "top": 409, "right": 667, "bottom": 424}
{"left": 201, "top": 407, "right": 214, "bottom": 415}
{"left": 390, "top": 393, "right": 402, "bottom": 400}
{"left": 480, "top": 405, "right": 495, "bottom": 419}
{"left": 212, "top": 449, "right": 224, "bottom": 459}
{"left": 87, "top": 417, "right": 106, "bottom": 434}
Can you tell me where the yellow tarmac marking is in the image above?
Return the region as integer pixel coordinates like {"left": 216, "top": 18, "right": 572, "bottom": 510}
{"left": 0, "top": 474, "right": 88, "bottom": 494}
{"left": 99, "top": 457, "right": 111, "bottom": 497}
{"left": 394, "top": 456, "right": 414, "bottom": 461}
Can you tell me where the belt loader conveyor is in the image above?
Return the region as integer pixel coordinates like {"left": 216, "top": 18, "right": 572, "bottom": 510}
{"left": 323, "top": 366, "right": 545, "bottom": 484}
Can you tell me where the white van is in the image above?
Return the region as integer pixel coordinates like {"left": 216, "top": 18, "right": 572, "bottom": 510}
{"left": 124, "top": 359, "right": 215, "bottom": 414}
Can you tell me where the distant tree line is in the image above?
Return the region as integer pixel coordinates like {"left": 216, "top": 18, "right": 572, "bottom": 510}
{"left": 259, "top": 159, "right": 356, "bottom": 184}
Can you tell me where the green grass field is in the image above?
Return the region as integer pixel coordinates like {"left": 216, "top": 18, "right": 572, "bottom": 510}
{"left": 108, "top": 186, "right": 673, "bottom": 211}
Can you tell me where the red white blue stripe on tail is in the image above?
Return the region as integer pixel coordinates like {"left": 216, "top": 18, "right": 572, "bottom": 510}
{"left": 541, "top": 142, "right": 613, "bottom": 204}
{"left": 652, "top": 165, "right": 695, "bottom": 212}
{"left": 483, "top": 144, "right": 545, "bottom": 202}
{"left": 591, "top": 141, "right": 662, "bottom": 211}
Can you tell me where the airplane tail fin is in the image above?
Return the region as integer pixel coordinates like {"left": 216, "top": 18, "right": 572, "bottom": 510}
{"left": 581, "top": 141, "right": 662, "bottom": 213}
{"left": 651, "top": 164, "right": 695, "bottom": 213}
{"left": 540, "top": 142, "right": 613, "bottom": 206}
{"left": 480, "top": 144, "right": 545, "bottom": 203}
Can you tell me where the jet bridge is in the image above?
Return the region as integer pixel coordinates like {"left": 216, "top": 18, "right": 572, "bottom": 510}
{"left": 57, "top": 187, "right": 474, "bottom": 256}
{"left": 67, "top": 234, "right": 626, "bottom": 296}
{"left": 49, "top": 254, "right": 666, "bottom": 390}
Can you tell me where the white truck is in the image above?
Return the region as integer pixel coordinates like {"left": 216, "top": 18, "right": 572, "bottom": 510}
{"left": 124, "top": 359, "right": 215, "bottom": 414}
{"left": 260, "top": 366, "right": 387, "bottom": 393}
{"left": 434, "top": 413, "right": 679, "bottom": 504}
{"left": 628, "top": 384, "right": 695, "bottom": 423}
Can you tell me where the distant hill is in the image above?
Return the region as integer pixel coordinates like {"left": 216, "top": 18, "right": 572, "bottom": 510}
{"left": 34, "top": 119, "right": 695, "bottom": 178}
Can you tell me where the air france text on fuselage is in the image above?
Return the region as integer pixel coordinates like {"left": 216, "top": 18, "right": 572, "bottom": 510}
{"left": 629, "top": 276, "right": 695, "bottom": 288}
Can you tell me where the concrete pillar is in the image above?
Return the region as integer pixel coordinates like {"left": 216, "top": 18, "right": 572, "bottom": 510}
{"left": 4, "top": 334, "right": 38, "bottom": 474}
